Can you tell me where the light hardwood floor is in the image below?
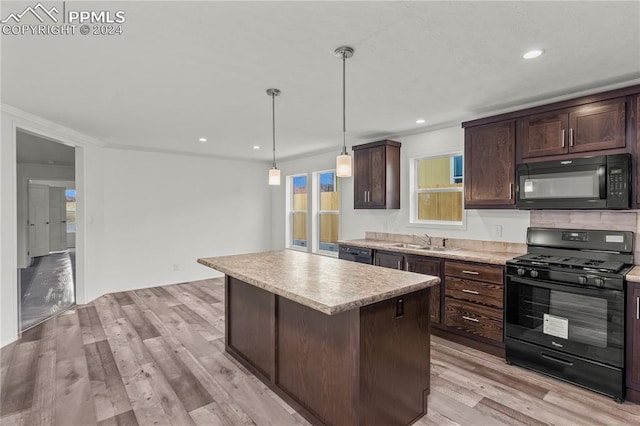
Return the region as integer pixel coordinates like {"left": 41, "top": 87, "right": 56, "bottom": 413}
{"left": 1, "top": 277, "right": 639, "bottom": 425}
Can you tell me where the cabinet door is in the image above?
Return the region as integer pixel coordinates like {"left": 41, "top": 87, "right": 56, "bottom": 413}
{"left": 637, "top": 96, "right": 640, "bottom": 206}
{"left": 374, "top": 251, "right": 404, "bottom": 270}
{"left": 521, "top": 111, "right": 568, "bottom": 158}
{"left": 406, "top": 255, "right": 441, "bottom": 324}
{"left": 353, "top": 149, "right": 370, "bottom": 208}
{"left": 627, "top": 283, "right": 640, "bottom": 392}
{"left": 368, "top": 146, "right": 386, "bottom": 207}
{"left": 630, "top": 95, "right": 640, "bottom": 209}
{"left": 569, "top": 100, "right": 626, "bottom": 153}
{"left": 465, "top": 120, "right": 516, "bottom": 207}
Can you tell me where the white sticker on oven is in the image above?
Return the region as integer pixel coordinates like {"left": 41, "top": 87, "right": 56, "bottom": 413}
{"left": 524, "top": 179, "right": 533, "bottom": 193}
{"left": 605, "top": 235, "right": 624, "bottom": 243}
{"left": 543, "top": 313, "right": 569, "bottom": 340}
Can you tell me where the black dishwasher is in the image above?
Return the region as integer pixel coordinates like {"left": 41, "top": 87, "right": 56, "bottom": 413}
{"left": 338, "top": 245, "right": 373, "bottom": 264}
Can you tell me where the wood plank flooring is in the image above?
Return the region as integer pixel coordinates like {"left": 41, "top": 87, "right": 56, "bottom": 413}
{"left": 1, "top": 277, "right": 639, "bottom": 425}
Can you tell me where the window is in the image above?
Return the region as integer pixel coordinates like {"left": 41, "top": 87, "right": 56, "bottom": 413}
{"left": 314, "top": 170, "right": 339, "bottom": 255}
{"left": 289, "top": 174, "right": 308, "bottom": 249}
{"left": 65, "top": 189, "right": 76, "bottom": 233}
{"left": 410, "top": 153, "right": 464, "bottom": 226}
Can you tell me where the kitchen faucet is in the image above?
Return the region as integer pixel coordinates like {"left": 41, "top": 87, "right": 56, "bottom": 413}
{"left": 413, "top": 233, "right": 432, "bottom": 246}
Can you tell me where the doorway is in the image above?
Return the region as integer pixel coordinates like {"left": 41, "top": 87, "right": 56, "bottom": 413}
{"left": 16, "top": 130, "right": 76, "bottom": 331}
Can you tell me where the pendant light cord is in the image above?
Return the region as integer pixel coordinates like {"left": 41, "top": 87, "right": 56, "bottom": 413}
{"left": 272, "top": 91, "right": 276, "bottom": 168}
{"left": 342, "top": 51, "right": 347, "bottom": 154}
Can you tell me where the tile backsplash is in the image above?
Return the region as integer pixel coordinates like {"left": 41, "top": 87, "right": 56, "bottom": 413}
{"left": 530, "top": 211, "right": 640, "bottom": 265}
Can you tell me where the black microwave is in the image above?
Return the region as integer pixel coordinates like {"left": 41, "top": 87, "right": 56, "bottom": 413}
{"left": 516, "top": 154, "right": 631, "bottom": 209}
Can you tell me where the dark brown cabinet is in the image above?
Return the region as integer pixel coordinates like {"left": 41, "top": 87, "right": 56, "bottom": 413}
{"left": 521, "top": 99, "right": 626, "bottom": 159}
{"left": 443, "top": 260, "right": 504, "bottom": 344}
{"left": 637, "top": 96, "right": 640, "bottom": 206}
{"left": 353, "top": 140, "right": 401, "bottom": 209}
{"left": 626, "top": 281, "right": 640, "bottom": 403}
{"left": 406, "top": 255, "right": 442, "bottom": 325}
{"left": 464, "top": 120, "right": 516, "bottom": 208}
{"left": 374, "top": 251, "right": 404, "bottom": 270}
{"left": 374, "top": 251, "right": 442, "bottom": 324}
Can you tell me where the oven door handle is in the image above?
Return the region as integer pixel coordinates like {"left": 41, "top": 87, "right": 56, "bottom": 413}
{"left": 507, "top": 275, "right": 622, "bottom": 298}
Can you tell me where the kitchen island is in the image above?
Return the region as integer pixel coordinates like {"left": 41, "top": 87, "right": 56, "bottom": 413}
{"left": 198, "top": 250, "right": 440, "bottom": 426}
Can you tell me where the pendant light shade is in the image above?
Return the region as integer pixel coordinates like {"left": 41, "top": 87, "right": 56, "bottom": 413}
{"left": 335, "top": 46, "right": 354, "bottom": 178}
{"left": 336, "top": 153, "right": 352, "bottom": 177}
{"left": 267, "top": 88, "right": 281, "bottom": 186}
{"left": 269, "top": 168, "right": 281, "bottom": 185}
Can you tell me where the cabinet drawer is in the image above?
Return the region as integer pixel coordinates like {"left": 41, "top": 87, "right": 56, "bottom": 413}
{"left": 444, "top": 298, "right": 503, "bottom": 342}
{"left": 445, "top": 261, "right": 503, "bottom": 284}
{"left": 445, "top": 276, "right": 503, "bottom": 309}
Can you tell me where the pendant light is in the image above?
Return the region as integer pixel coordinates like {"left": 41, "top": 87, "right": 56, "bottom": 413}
{"left": 267, "top": 88, "right": 281, "bottom": 185}
{"left": 335, "top": 46, "right": 354, "bottom": 178}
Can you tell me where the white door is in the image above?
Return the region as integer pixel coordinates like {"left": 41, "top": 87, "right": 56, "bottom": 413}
{"left": 49, "top": 187, "right": 67, "bottom": 252}
{"left": 28, "top": 184, "right": 50, "bottom": 257}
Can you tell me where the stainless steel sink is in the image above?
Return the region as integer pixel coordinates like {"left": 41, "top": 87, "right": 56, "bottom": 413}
{"left": 384, "top": 243, "right": 451, "bottom": 251}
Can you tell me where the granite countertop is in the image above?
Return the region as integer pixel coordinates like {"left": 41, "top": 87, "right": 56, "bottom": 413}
{"left": 339, "top": 238, "right": 517, "bottom": 265}
{"left": 198, "top": 250, "right": 439, "bottom": 315}
{"left": 627, "top": 266, "right": 640, "bottom": 283}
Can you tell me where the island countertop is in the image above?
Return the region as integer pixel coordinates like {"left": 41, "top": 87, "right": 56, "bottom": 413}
{"left": 198, "top": 250, "right": 440, "bottom": 315}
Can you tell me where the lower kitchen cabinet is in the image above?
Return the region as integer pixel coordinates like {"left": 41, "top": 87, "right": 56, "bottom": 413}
{"left": 406, "top": 255, "right": 442, "bottom": 325}
{"left": 439, "top": 260, "right": 505, "bottom": 353}
{"left": 374, "top": 251, "right": 506, "bottom": 356}
{"left": 374, "top": 251, "right": 443, "bottom": 324}
{"left": 374, "top": 251, "right": 404, "bottom": 270}
{"left": 627, "top": 281, "right": 640, "bottom": 403}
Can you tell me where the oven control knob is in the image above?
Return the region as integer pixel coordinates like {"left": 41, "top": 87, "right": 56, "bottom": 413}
{"left": 578, "top": 275, "right": 587, "bottom": 285}
{"left": 530, "top": 270, "right": 539, "bottom": 278}
{"left": 594, "top": 278, "right": 605, "bottom": 287}
{"left": 517, "top": 268, "right": 526, "bottom": 276}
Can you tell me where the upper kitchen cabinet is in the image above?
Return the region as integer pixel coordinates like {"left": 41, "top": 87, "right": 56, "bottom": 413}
{"left": 464, "top": 120, "right": 516, "bottom": 208}
{"left": 353, "top": 140, "right": 401, "bottom": 209}
{"left": 636, "top": 95, "right": 640, "bottom": 206}
{"left": 520, "top": 98, "right": 626, "bottom": 160}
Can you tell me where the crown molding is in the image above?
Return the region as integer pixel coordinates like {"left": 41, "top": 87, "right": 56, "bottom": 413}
{"left": 104, "top": 142, "right": 268, "bottom": 164}
{"left": 1, "top": 103, "right": 107, "bottom": 148}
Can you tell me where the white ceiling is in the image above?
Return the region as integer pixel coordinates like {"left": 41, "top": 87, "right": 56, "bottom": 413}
{"left": 2, "top": 1, "right": 640, "bottom": 162}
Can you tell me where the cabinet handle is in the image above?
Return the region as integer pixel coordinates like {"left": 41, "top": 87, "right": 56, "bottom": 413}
{"left": 405, "top": 262, "right": 409, "bottom": 272}
{"left": 462, "top": 270, "right": 479, "bottom": 275}
{"left": 462, "top": 289, "right": 480, "bottom": 295}
{"left": 462, "top": 315, "right": 479, "bottom": 323}
{"left": 569, "top": 128, "right": 574, "bottom": 147}
{"left": 397, "top": 260, "right": 402, "bottom": 270}
{"left": 509, "top": 183, "right": 513, "bottom": 199}
{"left": 561, "top": 129, "right": 565, "bottom": 148}
{"left": 367, "top": 191, "right": 370, "bottom": 203}
{"left": 637, "top": 296, "right": 639, "bottom": 320}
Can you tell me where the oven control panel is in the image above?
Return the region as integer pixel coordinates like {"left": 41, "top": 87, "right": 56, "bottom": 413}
{"left": 507, "top": 264, "right": 623, "bottom": 291}
{"left": 562, "top": 231, "right": 588, "bottom": 242}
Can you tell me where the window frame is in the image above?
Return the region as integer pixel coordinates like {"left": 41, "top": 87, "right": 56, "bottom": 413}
{"left": 409, "top": 152, "right": 466, "bottom": 228}
{"left": 312, "top": 169, "right": 340, "bottom": 257}
{"left": 286, "top": 173, "right": 309, "bottom": 251}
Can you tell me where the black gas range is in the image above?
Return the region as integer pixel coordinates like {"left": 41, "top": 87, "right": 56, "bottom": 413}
{"left": 505, "top": 227, "right": 634, "bottom": 402}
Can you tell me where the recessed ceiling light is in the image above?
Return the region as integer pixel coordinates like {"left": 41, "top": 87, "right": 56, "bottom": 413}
{"left": 253, "top": 145, "right": 260, "bottom": 150}
{"left": 522, "top": 49, "right": 544, "bottom": 59}
{"left": 416, "top": 119, "right": 425, "bottom": 124}
{"left": 47, "top": 160, "right": 54, "bottom": 164}
{"left": 198, "top": 137, "right": 208, "bottom": 143}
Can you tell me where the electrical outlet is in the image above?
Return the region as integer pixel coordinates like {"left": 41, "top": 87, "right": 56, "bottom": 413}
{"left": 173, "top": 263, "right": 180, "bottom": 271}
{"left": 492, "top": 225, "right": 502, "bottom": 238}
